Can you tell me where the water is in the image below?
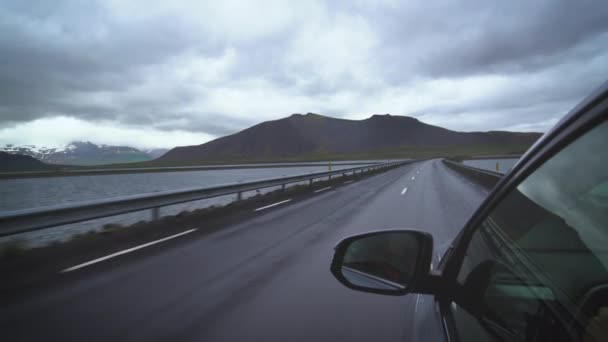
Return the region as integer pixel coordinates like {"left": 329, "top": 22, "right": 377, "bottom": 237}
{"left": 0, "top": 163, "right": 365, "bottom": 247}
{"left": 462, "top": 158, "right": 520, "bottom": 174}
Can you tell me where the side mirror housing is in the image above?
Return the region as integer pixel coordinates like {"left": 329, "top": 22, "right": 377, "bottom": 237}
{"left": 330, "top": 230, "right": 434, "bottom": 296}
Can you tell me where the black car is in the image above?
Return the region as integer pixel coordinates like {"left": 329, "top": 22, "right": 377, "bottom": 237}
{"left": 330, "top": 82, "right": 608, "bottom": 342}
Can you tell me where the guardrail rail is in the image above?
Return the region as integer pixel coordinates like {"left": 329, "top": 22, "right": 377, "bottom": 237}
{"left": 0, "top": 160, "right": 411, "bottom": 237}
{"left": 442, "top": 159, "right": 503, "bottom": 189}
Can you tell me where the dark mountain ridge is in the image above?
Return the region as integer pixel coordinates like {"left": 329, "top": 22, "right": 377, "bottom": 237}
{"left": 0, "top": 151, "right": 58, "bottom": 172}
{"left": 159, "top": 113, "right": 542, "bottom": 164}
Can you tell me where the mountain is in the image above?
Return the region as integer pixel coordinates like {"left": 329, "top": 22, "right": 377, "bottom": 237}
{"left": 0, "top": 151, "right": 58, "bottom": 172}
{"left": 0, "top": 141, "right": 153, "bottom": 166}
{"left": 144, "top": 148, "right": 169, "bottom": 159}
{"left": 158, "top": 113, "right": 542, "bottom": 164}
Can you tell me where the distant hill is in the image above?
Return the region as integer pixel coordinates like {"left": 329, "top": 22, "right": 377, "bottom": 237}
{"left": 1, "top": 141, "right": 154, "bottom": 166}
{"left": 158, "top": 113, "right": 542, "bottom": 164}
{"left": 144, "top": 148, "right": 169, "bottom": 159}
{"left": 0, "top": 151, "right": 58, "bottom": 172}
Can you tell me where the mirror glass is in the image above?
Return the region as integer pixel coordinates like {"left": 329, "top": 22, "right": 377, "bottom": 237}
{"left": 340, "top": 231, "right": 421, "bottom": 290}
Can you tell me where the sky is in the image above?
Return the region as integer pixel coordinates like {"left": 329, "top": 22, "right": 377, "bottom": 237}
{"left": 0, "top": 0, "right": 607, "bottom": 149}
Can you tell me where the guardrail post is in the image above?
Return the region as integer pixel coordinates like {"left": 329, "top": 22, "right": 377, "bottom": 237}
{"left": 282, "top": 184, "right": 286, "bottom": 191}
{"left": 309, "top": 179, "right": 313, "bottom": 187}
{"left": 151, "top": 207, "right": 160, "bottom": 221}
{"left": 237, "top": 191, "right": 242, "bottom": 201}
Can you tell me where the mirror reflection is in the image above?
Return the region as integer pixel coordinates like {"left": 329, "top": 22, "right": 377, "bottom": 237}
{"left": 341, "top": 231, "right": 420, "bottom": 290}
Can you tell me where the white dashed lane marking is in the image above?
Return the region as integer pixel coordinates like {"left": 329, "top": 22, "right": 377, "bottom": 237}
{"left": 61, "top": 229, "right": 198, "bottom": 273}
{"left": 254, "top": 199, "right": 293, "bottom": 212}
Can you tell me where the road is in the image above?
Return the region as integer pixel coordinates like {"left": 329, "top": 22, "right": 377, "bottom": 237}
{"left": 1, "top": 159, "right": 489, "bottom": 341}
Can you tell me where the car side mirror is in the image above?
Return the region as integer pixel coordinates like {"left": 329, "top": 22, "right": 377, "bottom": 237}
{"left": 330, "top": 230, "right": 434, "bottom": 296}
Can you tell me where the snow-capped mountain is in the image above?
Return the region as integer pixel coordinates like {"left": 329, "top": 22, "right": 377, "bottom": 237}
{"left": 0, "top": 141, "right": 156, "bottom": 166}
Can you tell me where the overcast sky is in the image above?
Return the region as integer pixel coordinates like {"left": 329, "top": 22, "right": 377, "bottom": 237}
{"left": 0, "top": 0, "right": 607, "bottom": 149}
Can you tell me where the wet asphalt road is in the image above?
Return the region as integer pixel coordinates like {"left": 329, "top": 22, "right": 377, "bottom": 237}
{"left": 1, "top": 159, "right": 489, "bottom": 341}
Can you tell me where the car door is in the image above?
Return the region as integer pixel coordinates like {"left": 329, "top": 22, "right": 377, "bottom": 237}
{"left": 439, "top": 84, "right": 608, "bottom": 342}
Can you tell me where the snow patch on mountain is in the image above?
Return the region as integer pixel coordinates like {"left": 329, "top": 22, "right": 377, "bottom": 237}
{"left": 0, "top": 141, "right": 166, "bottom": 165}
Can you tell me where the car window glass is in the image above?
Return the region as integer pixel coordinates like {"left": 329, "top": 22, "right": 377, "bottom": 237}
{"left": 453, "top": 120, "right": 608, "bottom": 342}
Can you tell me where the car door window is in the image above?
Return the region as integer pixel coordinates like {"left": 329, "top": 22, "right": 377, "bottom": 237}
{"left": 452, "top": 120, "right": 608, "bottom": 342}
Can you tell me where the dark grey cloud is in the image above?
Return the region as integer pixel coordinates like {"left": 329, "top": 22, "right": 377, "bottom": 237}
{"left": 365, "top": 1, "right": 608, "bottom": 79}
{"left": 0, "top": 1, "right": 224, "bottom": 124}
{"left": 0, "top": 0, "right": 606, "bottom": 148}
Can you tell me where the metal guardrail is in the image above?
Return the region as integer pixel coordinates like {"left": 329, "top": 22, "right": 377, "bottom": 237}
{"left": 0, "top": 161, "right": 410, "bottom": 237}
{"left": 442, "top": 159, "right": 503, "bottom": 177}
{"left": 442, "top": 159, "right": 503, "bottom": 189}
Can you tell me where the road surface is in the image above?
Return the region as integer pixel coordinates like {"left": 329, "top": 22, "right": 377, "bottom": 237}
{"left": 1, "top": 159, "right": 489, "bottom": 341}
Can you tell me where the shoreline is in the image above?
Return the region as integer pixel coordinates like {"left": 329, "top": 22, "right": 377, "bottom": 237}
{"left": 0, "top": 160, "right": 384, "bottom": 180}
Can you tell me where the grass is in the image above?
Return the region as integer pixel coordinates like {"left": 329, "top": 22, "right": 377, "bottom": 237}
{"left": 136, "top": 144, "right": 532, "bottom": 167}
{"left": 258, "top": 144, "right": 531, "bottom": 162}
{"left": 69, "top": 230, "right": 100, "bottom": 242}
{"left": 0, "top": 240, "right": 26, "bottom": 261}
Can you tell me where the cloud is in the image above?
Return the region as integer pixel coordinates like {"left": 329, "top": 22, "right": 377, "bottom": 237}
{"left": 0, "top": 116, "right": 211, "bottom": 149}
{"left": 0, "top": 0, "right": 606, "bottom": 148}
{"left": 369, "top": 1, "right": 608, "bottom": 78}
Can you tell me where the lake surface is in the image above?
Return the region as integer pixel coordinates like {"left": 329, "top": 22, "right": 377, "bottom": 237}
{"left": 462, "top": 158, "right": 520, "bottom": 174}
{"left": 0, "top": 163, "right": 367, "bottom": 247}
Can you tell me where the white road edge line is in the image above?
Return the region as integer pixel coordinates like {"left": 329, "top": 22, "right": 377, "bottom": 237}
{"left": 254, "top": 199, "right": 293, "bottom": 212}
{"left": 343, "top": 180, "right": 354, "bottom": 184}
{"left": 61, "top": 228, "right": 198, "bottom": 273}
{"left": 401, "top": 187, "right": 408, "bottom": 195}
{"left": 314, "top": 186, "right": 332, "bottom": 193}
